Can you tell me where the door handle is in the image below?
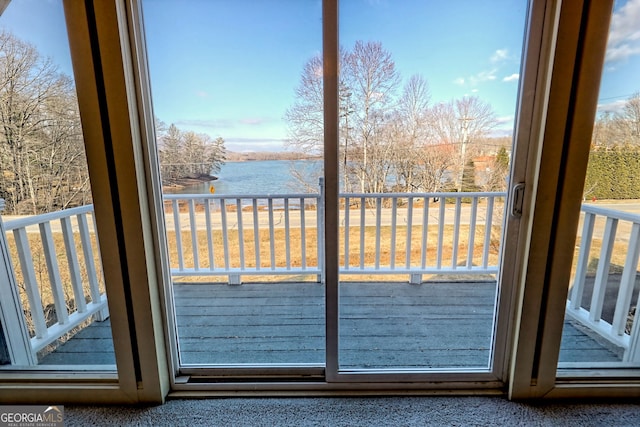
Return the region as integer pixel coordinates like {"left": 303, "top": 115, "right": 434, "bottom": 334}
{"left": 511, "top": 182, "right": 525, "bottom": 218}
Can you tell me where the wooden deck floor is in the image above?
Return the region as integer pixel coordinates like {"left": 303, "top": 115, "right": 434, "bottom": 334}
{"left": 40, "top": 281, "right": 624, "bottom": 368}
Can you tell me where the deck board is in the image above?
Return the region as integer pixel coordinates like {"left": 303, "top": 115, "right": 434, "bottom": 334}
{"left": 39, "top": 281, "right": 623, "bottom": 368}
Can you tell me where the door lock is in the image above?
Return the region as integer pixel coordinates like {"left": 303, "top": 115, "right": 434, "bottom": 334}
{"left": 511, "top": 182, "right": 525, "bottom": 218}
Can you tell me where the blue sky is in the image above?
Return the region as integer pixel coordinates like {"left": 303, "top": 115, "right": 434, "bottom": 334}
{"left": 142, "top": 0, "right": 527, "bottom": 150}
{"left": 1, "top": 0, "right": 639, "bottom": 152}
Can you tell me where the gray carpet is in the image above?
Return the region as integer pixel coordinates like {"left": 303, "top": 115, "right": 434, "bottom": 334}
{"left": 66, "top": 397, "right": 640, "bottom": 426}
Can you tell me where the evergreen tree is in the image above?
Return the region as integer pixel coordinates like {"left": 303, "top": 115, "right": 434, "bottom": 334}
{"left": 461, "top": 159, "right": 479, "bottom": 192}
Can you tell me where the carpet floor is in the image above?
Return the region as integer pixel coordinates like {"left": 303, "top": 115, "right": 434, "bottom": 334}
{"left": 65, "top": 396, "right": 640, "bottom": 426}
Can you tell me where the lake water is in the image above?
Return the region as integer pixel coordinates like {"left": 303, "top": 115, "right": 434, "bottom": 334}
{"left": 175, "top": 159, "right": 322, "bottom": 195}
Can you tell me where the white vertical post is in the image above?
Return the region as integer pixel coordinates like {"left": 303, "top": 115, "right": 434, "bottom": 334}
{"left": 570, "top": 211, "right": 595, "bottom": 310}
{"left": 612, "top": 222, "right": 640, "bottom": 335}
{"left": 467, "top": 197, "right": 478, "bottom": 269}
{"left": 482, "top": 196, "right": 495, "bottom": 269}
{"left": 300, "top": 197, "right": 307, "bottom": 270}
{"left": 390, "top": 197, "right": 397, "bottom": 269}
{"left": 343, "top": 196, "right": 350, "bottom": 271}
{"left": 411, "top": 196, "right": 428, "bottom": 285}
{"left": 61, "top": 217, "right": 87, "bottom": 314}
{"left": 189, "top": 199, "right": 199, "bottom": 271}
{"left": 420, "top": 197, "right": 429, "bottom": 270}
{"left": 589, "top": 217, "right": 618, "bottom": 322}
{"left": 40, "top": 222, "right": 69, "bottom": 325}
{"left": 360, "top": 198, "right": 365, "bottom": 269}
{"left": 626, "top": 307, "right": 640, "bottom": 363}
{"left": 268, "top": 198, "right": 276, "bottom": 270}
{"left": 437, "top": 198, "right": 446, "bottom": 269}
{"left": 14, "top": 228, "right": 47, "bottom": 339}
{"left": 236, "top": 199, "right": 245, "bottom": 271}
{"left": 0, "top": 200, "right": 37, "bottom": 365}
{"left": 172, "top": 200, "right": 184, "bottom": 271}
{"left": 375, "top": 197, "right": 381, "bottom": 269}
{"left": 252, "top": 199, "right": 261, "bottom": 271}
{"left": 204, "top": 199, "right": 215, "bottom": 271}
{"left": 220, "top": 198, "right": 230, "bottom": 270}
{"left": 79, "top": 212, "right": 108, "bottom": 321}
{"left": 285, "top": 198, "right": 291, "bottom": 271}
{"left": 405, "top": 197, "right": 413, "bottom": 270}
{"left": 452, "top": 197, "right": 462, "bottom": 269}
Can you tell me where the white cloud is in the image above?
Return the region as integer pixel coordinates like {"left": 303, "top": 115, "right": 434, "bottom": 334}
{"left": 224, "top": 137, "right": 287, "bottom": 152}
{"left": 176, "top": 117, "right": 275, "bottom": 129}
{"left": 597, "top": 99, "right": 627, "bottom": 114}
{"left": 455, "top": 70, "right": 497, "bottom": 87}
{"left": 503, "top": 73, "right": 520, "bottom": 82}
{"left": 240, "top": 118, "right": 265, "bottom": 125}
{"left": 606, "top": 44, "right": 640, "bottom": 63}
{"left": 455, "top": 49, "right": 510, "bottom": 88}
{"left": 606, "top": 0, "right": 640, "bottom": 62}
{"left": 491, "top": 49, "right": 509, "bottom": 63}
{"left": 496, "top": 115, "right": 514, "bottom": 125}
{"left": 177, "top": 118, "right": 235, "bottom": 129}
{"left": 469, "top": 69, "right": 497, "bottom": 85}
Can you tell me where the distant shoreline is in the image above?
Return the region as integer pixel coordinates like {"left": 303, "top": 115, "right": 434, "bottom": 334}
{"left": 225, "top": 151, "right": 321, "bottom": 162}
{"left": 163, "top": 174, "right": 217, "bottom": 192}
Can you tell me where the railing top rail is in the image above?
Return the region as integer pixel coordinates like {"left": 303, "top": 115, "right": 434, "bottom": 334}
{"left": 340, "top": 191, "right": 507, "bottom": 198}
{"left": 581, "top": 203, "right": 640, "bottom": 223}
{"left": 163, "top": 191, "right": 508, "bottom": 201}
{"left": 163, "top": 193, "right": 320, "bottom": 200}
{"left": 3, "top": 205, "right": 95, "bottom": 231}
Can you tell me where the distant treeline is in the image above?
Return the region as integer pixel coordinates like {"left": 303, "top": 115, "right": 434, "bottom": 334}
{"left": 225, "top": 151, "right": 320, "bottom": 162}
{"left": 584, "top": 146, "right": 640, "bottom": 200}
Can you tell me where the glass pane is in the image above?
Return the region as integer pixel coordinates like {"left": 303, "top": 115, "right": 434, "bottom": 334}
{"left": 0, "top": 1, "right": 115, "bottom": 368}
{"left": 142, "top": 0, "right": 325, "bottom": 366}
{"left": 559, "top": 0, "right": 640, "bottom": 370}
{"left": 337, "top": 0, "right": 526, "bottom": 370}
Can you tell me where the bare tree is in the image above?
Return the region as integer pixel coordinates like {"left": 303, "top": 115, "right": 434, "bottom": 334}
{"left": 592, "top": 94, "right": 640, "bottom": 148}
{"left": 285, "top": 42, "right": 401, "bottom": 194}
{"left": 344, "top": 41, "right": 400, "bottom": 193}
{"left": 0, "top": 30, "right": 91, "bottom": 214}
{"left": 35, "top": 78, "right": 90, "bottom": 211}
{"left": 284, "top": 54, "right": 325, "bottom": 156}
{"left": 389, "top": 74, "right": 431, "bottom": 192}
{"left": 285, "top": 42, "right": 499, "bottom": 196}
{"left": 417, "top": 144, "right": 457, "bottom": 192}
{"left": 592, "top": 111, "right": 619, "bottom": 148}
{"left": 427, "top": 96, "right": 498, "bottom": 191}
{"left": 618, "top": 93, "right": 640, "bottom": 144}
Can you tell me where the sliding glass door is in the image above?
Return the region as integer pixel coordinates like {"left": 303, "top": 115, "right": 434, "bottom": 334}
{"left": 142, "top": 0, "right": 326, "bottom": 368}
{"left": 0, "top": 0, "right": 115, "bottom": 371}
{"left": 331, "top": 0, "right": 526, "bottom": 376}
{"left": 139, "top": 0, "right": 595, "bottom": 387}
{"left": 5, "top": 0, "right": 635, "bottom": 404}
{"left": 557, "top": 0, "right": 640, "bottom": 372}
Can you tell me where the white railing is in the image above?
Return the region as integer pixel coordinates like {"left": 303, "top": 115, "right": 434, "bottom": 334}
{"left": 164, "top": 191, "right": 325, "bottom": 285}
{"left": 566, "top": 204, "right": 640, "bottom": 362}
{"left": 2, "top": 195, "right": 638, "bottom": 364}
{"left": 337, "top": 191, "right": 503, "bottom": 283}
{"left": 164, "top": 186, "right": 506, "bottom": 284}
{"left": 0, "top": 204, "right": 108, "bottom": 365}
